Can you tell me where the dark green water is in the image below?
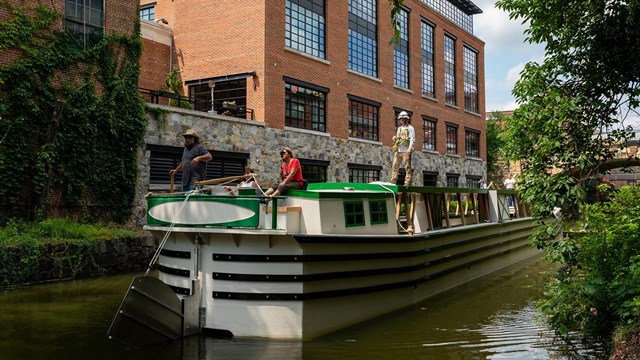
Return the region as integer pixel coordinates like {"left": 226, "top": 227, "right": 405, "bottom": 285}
{"left": 0, "top": 259, "right": 605, "bottom": 359}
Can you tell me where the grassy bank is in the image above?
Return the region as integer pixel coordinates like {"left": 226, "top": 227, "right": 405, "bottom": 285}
{"left": 0, "top": 219, "right": 147, "bottom": 287}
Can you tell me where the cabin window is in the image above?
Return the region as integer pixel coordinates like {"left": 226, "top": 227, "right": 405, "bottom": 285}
{"left": 369, "top": 200, "right": 388, "bottom": 224}
{"left": 344, "top": 201, "right": 365, "bottom": 227}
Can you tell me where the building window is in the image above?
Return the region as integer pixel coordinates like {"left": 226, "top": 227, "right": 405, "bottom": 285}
{"left": 285, "top": 0, "right": 325, "bottom": 59}
{"left": 423, "top": 117, "right": 437, "bottom": 151}
{"left": 344, "top": 201, "right": 365, "bottom": 227}
{"left": 65, "top": 0, "right": 104, "bottom": 49}
{"left": 285, "top": 78, "right": 327, "bottom": 132}
{"left": 421, "top": 20, "right": 435, "bottom": 98}
{"left": 348, "top": 96, "right": 380, "bottom": 141}
{"left": 348, "top": 0, "right": 377, "bottom": 77}
{"left": 466, "top": 175, "right": 481, "bottom": 189}
{"left": 446, "top": 173, "right": 459, "bottom": 188}
{"left": 444, "top": 34, "right": 456, "bottom": 105}
{"left": 446, "top": 124, "right": 458, "bottom": 155}
{"left": 140, "top": 3, "right": 155, "bottom": 21}
{"left": 146, "top": 145, "right": 248, "bottom": 189}
{"left": 393, "top": 8, "right": 409, "bottom": 89}
{"left": 189, "top": 78, "right": 248, "bottom": 118}
{"left": 369, "top": 200, "right": 388, "bottom": 224}
{"left": 300, "top": 159, "right": 329, "bottom": 183}
{"left": 348, "top": 164, "right": 380, "bottom": 183}
{"left": 423, "top": 171, "right": 438, "bottom": 186}
{"left": 464, "top": 46, "right": 479, "bottom": 113}
{"left": 465, "top": 129, "right": 480, "bottom": 158}
{"left": 418, "top": 0, "right": 475, "bottom": 34}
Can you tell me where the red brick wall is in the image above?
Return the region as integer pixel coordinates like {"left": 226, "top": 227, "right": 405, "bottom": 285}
{"left": 148, "top": 0, "right": 486, "bottom": 160}
{"left": 1, "top": 0, "right": 140, "bottom": 80}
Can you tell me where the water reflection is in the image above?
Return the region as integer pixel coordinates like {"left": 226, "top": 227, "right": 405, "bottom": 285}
{"left": 0, "top": 259, "right": 605, "bottom": 360}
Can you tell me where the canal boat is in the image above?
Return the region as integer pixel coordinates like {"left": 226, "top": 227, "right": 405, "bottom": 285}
{"left": 108, "top": 178, "right": 539, "bottom": 348}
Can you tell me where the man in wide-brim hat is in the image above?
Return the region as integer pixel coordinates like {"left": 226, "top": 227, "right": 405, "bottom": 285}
{"left": 169, "top": 129, "right": 212, "bottom": 191}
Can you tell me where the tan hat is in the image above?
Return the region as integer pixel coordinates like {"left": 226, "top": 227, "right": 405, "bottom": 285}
{"left": 182, "top": 129, "right": 199, "bottom": 138}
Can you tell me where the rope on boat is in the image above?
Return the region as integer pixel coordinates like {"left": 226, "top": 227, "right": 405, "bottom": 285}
{"left": 143, "top": 173, "right": 264, "bottom": 276}
{"left": 144, "top": 189, "right": 197, "bottom": 276}
{"left": 375, "top": 183, "right": 410, "bottom": 233}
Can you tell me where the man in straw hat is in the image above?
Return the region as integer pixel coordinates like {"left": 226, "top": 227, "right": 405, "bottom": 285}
{"left": 169, "top": 129, "right": 212, "bottom": 191}
{"left": 390, "top": 111, "right": 415, "bottom": 186}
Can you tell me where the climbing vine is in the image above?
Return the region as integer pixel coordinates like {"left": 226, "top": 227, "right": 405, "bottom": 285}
{"left": 0, "top": 4, "right": 146, "bottom": 224}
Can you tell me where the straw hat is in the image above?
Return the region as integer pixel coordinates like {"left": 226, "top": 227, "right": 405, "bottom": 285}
{"left": 182, "top": 129, "right": 199, "bottom": 138}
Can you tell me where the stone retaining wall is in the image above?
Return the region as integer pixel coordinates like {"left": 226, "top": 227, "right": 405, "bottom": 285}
{"left": 132, "top": 104, "right": 486, "bottom": 225}
{"left": 0, "top": 236, "right": 158, "bottom": 287}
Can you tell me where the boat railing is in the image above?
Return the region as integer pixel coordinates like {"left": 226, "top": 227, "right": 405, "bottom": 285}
{"left": 393, "top": 186, "right": 530, "bottom": 233}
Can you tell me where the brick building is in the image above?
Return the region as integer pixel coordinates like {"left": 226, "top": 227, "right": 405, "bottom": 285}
{"left": 139, "top": 0, "right": 487, "bottom": 189}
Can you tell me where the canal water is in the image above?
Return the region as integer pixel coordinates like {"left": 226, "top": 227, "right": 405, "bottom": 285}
{"left": 0, "top": 258, "right": 605, "bottom": 360}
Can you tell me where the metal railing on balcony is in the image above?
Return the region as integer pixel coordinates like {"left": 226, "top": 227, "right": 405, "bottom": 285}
{"left": 139, "top": 88, "right": 255, "bottom": 120}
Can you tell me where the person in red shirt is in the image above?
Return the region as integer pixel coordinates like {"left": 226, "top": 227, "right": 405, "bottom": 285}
{"left": 265, "top": 147, "right": 304, "bottom": 197}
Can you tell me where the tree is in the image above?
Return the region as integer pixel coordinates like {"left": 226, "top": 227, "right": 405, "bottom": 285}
{"left": 495, "top": 0, "right": 640, "bottom": 348}
{"left": 486, "top": 111, "right": 507, "bottom": 186}
{"left": 496, "top": 0, "right": 640, "bottom": 229}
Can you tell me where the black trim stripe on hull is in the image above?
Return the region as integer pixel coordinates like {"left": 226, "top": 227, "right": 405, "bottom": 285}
{"left": 212, "top": 234, "right": 531, "bottom": 282}
{"left": 212, "top": 242, "right": 534, "bottom": 301}
{"left": 293, "top": 222, "right": 536, "bottom": 244}
{"left": 160, "top": 249, "right": 192, "bottom": 259}
{"left": 158, "top": 265, "right": 191, "bottom": 278}
{"left": 168, "top": 284, "right": 191, "bottom": 295}
{"left": 211, "top": 229, "right": 533, "bottom": 263}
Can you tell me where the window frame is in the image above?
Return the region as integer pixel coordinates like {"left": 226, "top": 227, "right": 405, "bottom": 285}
{"left": 421, "top": 19, "right": 436, "bottom": 98}
{"left": 64, "top": 0, "right": 105, "bottom": 49}
{"left": 344, "top": 201, "right": 366, "bottom": 227}
{"left": 348, "top": 95, "right": 380, "bottom": 141}
{"left": 464, "top": 128, "right": 480, "bottom": 158}
{"left": 463, "top": 45, "right": 479, "bottom": 113}
{"left": 146, "top": 145, "right": 249, "bottom": 189}
{"left": 348, "top": 0, "right": 378, "bottom": 77}
{"left": 285, "top": 0, "right": 326, "bottom": 59}
{"left": 423, "top": 116, "right": 437, "bottom": 151}
{"left": 284, "top": 77, "right": 328, "bottom": 132}
{"left": 140, "top": 3, "right": 156, "bottom": 21}
{"left": 446, "top": 173, "right": 460, "bottom": 188}
{"left": 299, "top": 158, "right": 329, "bottom": 184}
{"left": 444, "top": 33, "right": 456, "bottom": 105}
{"left": 393, "top": 7, "right": 410, "bottom": 89}
{"left": 446, "top": 123, "right": 458, "bottom": 155}
{"left": 348, "top": 163, "right": 381, "bottom": 183}
{"left": 369, "top": 199, "right": 388, "bottom": 225}
{"left": 423, "top": 171, "right": 438, "bottom": 186}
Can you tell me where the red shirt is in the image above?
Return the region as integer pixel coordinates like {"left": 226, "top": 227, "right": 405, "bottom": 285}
{"left": 281, "top": 158, "right": 303, "bottom": 182}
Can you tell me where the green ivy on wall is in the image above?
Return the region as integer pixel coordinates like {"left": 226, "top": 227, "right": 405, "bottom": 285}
{"left": 0, "top": 4, "right": 146, "bottom": 224}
